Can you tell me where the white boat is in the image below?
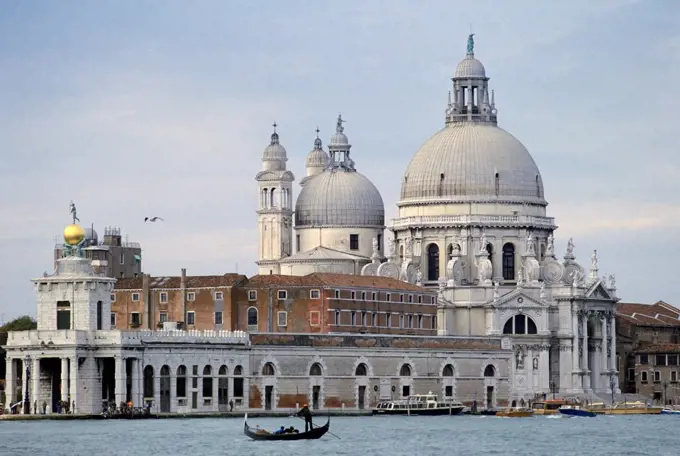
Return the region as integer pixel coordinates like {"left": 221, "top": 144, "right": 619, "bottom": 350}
{"left": 661, "top": 407, "right": 680, "bottom": 415}
{"left": 372, "top": 392, "right": 465, "bottom": 416}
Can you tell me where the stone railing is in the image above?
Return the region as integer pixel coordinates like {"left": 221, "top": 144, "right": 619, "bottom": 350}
{"left": 390, "top": 214, "right": 556, "bottom": 229}
{"left": 119, "top": 329, "right": 250, "bottom": 345}
{"left": 5, "top": 330, "right": 91, "bottom": 347}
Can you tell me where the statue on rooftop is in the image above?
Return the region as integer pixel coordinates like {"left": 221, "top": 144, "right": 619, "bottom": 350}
{"left": 69, "top": 200, "right": 80, "bottom": 224}
{"left": 467, "top": 33, "right": 475, "bottom": 54}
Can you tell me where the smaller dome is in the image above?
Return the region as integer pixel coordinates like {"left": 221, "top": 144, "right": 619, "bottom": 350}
{"left": 330, "top": 132, "right": 349, "bottom": 146}
{"left": 455, "top": 56, "right": 486, "bottom": 79}
{"left": 84, "top": 227, "right": 98, "bottom": 245}
{"left": 64, "top": 224, "right": 85, "bottom": 246}
{"left": 306, "top": 146, "right": 329, "bottom": 168}
{"left": 262, "top": 131, "right": 287, "bottom": 162}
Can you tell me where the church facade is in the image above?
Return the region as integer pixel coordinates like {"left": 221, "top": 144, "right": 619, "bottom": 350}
{"left": 254, "top": 35, "right": 621, "bottom": 399}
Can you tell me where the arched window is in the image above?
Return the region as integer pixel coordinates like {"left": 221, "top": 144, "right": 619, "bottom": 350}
{"left": 355, "top": 363, "right": 368, "bottom": 376}
{"left": 160, "top": 365, "right": 170, "bottom": 376}
{"left": 502, "top": 243, "right": 515, "bottom": 281}
{"left": 310, "top": 363, "right": 322, "bottom": 376}
{"left": 270, "top": 188, "right": 276, "bottom": 208}
{"left": 400, "top": 364, "right": 412, "bottom": 377}
{"left": 502, "top": 314, "right": 538, "bottom": 335}
{"left": 203, "top": 365, "right": 213, "bottom": 399}
{"left": 442, "top": 364, "right": 454, "bottom": 377}
{"left": 262, "top": 188, "right": 269, "bottom": 208}
{"left": 484, "top": 365, "right": 496, "bottom": 377}
{"left": 495, "top": 172, "right": 500, "bottom": 196}
{"left": 218, "top": 365, "right": 228, "bottom": 376}
{"left": 233, "top": 365, "right": 244, "bottom": 400}
{"left": 233, "top": 365, "right": 242, "bottom": 376}
{"left": 262, "top": 362, "right": 275, "bottom": 376}
{"left": 486, "top": 243, "right": 494, "bottom": 276}
{"left": 247, "top": 307, "right": 258, "bottom": 326}
{"left": 176, "top": 365, "right": 187, "bottom": 398}
{"left": 427, "top": 244, "right": 439, "bottom": 281}
{"left": 143, "top": 365, "right": 154, "bottom": 399}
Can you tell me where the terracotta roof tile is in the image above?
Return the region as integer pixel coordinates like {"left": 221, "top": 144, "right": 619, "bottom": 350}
{"left": 114, "top": 274, "right": 246, "bottom": 290}
{"left": 114, "top": 277, "right": 143, "bottom": 290}
{"left": 635, "top": 344, "right": 680, "bottom": 354}
{"left": 308, "top": 273, "right": 434, "bottom": 293}
{"left": 246, "top": 275, "right": 317, "bottom": 287}
{"left": 616, "top": 301, "right": 680, "bottom": 327}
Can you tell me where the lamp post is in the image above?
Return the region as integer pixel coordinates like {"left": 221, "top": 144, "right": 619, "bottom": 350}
{"left": 23, "top": 357, "right": 31, "bottom": 414}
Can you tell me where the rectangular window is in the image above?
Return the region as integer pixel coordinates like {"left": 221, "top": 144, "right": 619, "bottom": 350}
{"left": 96, "top": 301, "right": 103, "bottom": 330}
{"left": 641, "top": 371, "right": 648, "bottom": 383}
{"left": 111, "top": 312, "right": 117, "bottom": 328}
{"left": 248, "top": 290, "right": 257, "bottom": 301}
{"left": 418, "top": 315, "right": 423, "bottom": 329}
{"left": 361, "top": 291, "right": 366, "bottom": 301}
{"left": 433, "top": 315, "right": 437, "bottom": 330}
{"left": 400, "top": 314, "right": 404, "bottom": 328}
{"left": 351, "top": 311, "right": 357, "bottom": 326}
{"left": 186, "top": 311, "right": 195, "bottom": 325}
{"left": 431, "top": 296, "right": 436, "bottom": 304}
{"left": 187, "top": 292, "right": 196, "bottom": 302}
{"left": 349, "top": 234, "right": 359, "bottom": 250}
{"left": 627, "top": 368, "right": 635, "bottom": 382}
{"left": 654, "top": 371, "right": 661, "bottom": 382}
{"left": 387, "top": 314, "right": 392, "bottom": 327}
{"left": 159, "top": 292, "right": 168, "bottom": 303}
{"left": 278, "top": 311, "right": 287, "bottom": 327}
{"left": 130, "top": 312, "right": 141, "bottom": 327}
{"left": 668, "top": 355, "right": 678, "bottom": 366}
{"left": 215, "top": 291, "right": 224, "bottom": 300}
{"left": 372, "top": 313, "right": 377, "bottom": 326}
{"left": 671, "top": 371, "right": 678, "bottom": 383}
{"left": 361, "top": 311, "right": 367, "bottom": 326}
{"left": 120, "top": 253, "right": 125, "bottom": 264}
{"left": 399, "top": 294, "right": 404, "bottom": 303}
{"left": 214, "top": 311, "right": 223, "bottom": 325}
{"left": 159, "top": 312, "right": 168, "bottom": 323}
{"left": 408, "top": 295, "right": 413, "bottom": 303}
{"left": 310, "top": 289, "right": 320, "bottom": 299}
{"left": 408, "top": 314, "right": 413, "bottom": 328}
{"left": 377, "top": 233, "right": 382, "bottom": 251}
{"left": 110, "top": 293, "right": 116, "bottom": 302}
{"left": 639, "top": 354, "right": 649, "bottom": 365}
{"left": 371, "top": 292, "right": 377, "bottom": 301}
{"left": 335, "top": 310, "right": 340, "bottom": 325}
{"left": 278, "top": 290, "right": 287, "bottom": 300}
{"left": 310, "top": 311, "right": 321, "bottom": 326}
{"left": 351, "top": 291, "right": 356, "bottom": 300}
{"left": 296, "top": 234, "right": 301, "bottom": 252}
{"left": 132, "top": 293, "right": 140, "bottom": 302}
{"left": 656, "top": 355, "right": 666, "bottom": 366}
{"left": 334, "top": 289, "right": 340, "bottom": 299}
{"left": 386, "top": 293, "right": 391, "bottom": 302}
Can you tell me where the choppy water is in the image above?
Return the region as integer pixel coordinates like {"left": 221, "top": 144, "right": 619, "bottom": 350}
{"left": 2, "top": 414, "right": 677, "bottom": 456}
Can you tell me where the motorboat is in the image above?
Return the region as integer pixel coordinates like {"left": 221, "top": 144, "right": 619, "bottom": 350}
{"left": 496, "top": 407, "right": 534, "bottom": 417}
{"left": 372, "top": 392, "right": 465, "bottom": 416}
{"left": 558, "top": 405, "right": 596, "bottom": 417}
{"left": 660, "top": 407, "right": 680, "bottom": 415}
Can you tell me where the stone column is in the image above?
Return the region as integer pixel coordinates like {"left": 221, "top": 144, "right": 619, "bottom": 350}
{"left": 572, "top": 310, "right": 580, "bottom": 372}
{"left": 130, "top": 358, "right": 138, "bottom": 407}
{"left": 5, "top": 357, "right": 14, "bottom": 410}
{"left": 114, "top": 356, "right": 126, "bottom": 406}
{"left": 212, "top": 367, "right": 219, "bottom": 412}
{"left": 610, "top": 315, "right": 620, "bottom": 393}
{"left": 69, "top": 356, "right": 78, "bottom": 414}
{"left": 21, "top": 359, "right": 29, "bottom": 414}
{"left": 601, "top": 317, "right": 608, "bottom": 373}
{"left": 31, "top": 357, "right": 41, "bottom": 414}
{"left": 153, "top": 368, "right": 161, "bottom": 412}
{"left": 582, "top": 313, "right": 590, "bottom": 391}
{"left": 61, "top": 357, "right": 69, "bottom": 404}
{"left": 137, "top": 359, "right": 144, "bottom": 407}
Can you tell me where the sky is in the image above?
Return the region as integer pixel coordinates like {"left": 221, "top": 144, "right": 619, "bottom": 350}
{"left": 1, "top": 0, "right": 679, "bottom": 322}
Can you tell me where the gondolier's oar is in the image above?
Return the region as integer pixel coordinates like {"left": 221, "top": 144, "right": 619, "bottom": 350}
{"left": 296, "top": 416, "right": 341, "bottom": 440}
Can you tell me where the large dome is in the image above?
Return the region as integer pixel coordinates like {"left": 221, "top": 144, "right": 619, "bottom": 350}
{"left": 295, "top": 169, "right": 385, "bottom": 227}
{"left": 400, "top": 123, "right": 546, "bottom": 205}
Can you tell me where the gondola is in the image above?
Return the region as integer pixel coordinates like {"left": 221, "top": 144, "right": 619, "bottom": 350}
{"left": 243, "top": 413, "right": 330, "bottom": 441}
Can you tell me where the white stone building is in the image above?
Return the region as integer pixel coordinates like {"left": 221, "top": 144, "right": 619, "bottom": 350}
{"left": 255, "top": 34, "right": 621, "bottom": 403}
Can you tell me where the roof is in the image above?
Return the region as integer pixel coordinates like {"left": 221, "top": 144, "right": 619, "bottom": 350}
{"left": 616, "top": 301, "right": 680, "bottom": 327}
{"left": 114, "top": 274, "right": 247, "bottom": 290}
{"left": 282, "top": 245, "right": 368, "bottom": 262}
{"left": 246, "top": 273, "right": 434, "bottom": 293}
{"left": 454, "top": 55, "right": 486, "bottom": 79}
{"left": 635, "top": 344, "right": 680, "bottom": 354}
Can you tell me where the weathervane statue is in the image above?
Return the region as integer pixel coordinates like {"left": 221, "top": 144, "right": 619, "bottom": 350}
{"left": 69, "top": 200, "right": 79, "bottom": 224}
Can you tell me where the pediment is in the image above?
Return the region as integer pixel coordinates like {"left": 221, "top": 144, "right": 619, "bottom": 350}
{"left": 493, "top": 289, "right": 547, "bottom": 308}
{"left": 585, "top": 280, "right": 614, "bottom": 301}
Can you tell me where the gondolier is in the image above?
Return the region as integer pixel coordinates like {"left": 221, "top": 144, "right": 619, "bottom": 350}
{"left": 297, "top": 404, "right": 313, "bottom": 432}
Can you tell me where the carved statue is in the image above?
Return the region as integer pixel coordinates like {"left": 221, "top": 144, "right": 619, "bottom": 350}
{"left": 467, "top": 33, "right": 475, "bottom": 54}
{"left": 516, "top": 349, "right": 524, "bottom": 370}
{"left": 69, "top": 200, "right": 80, "bottom": 224}
{"left": 387, "top": 236, "right": 396, "bottom": 258}
{"left": 546, "top": 233, "right": 555, "bottom": 256}
{"left": 493, "top": 281, "right": 500, "bottom": 299}
{"left": 571, "top": 269, "right": 582, "bottom": 287}
{"left": 532, "top": 357, "right": 539, "bottom": 371}
{"left": 539, "top": 281, "right": 546, "bottom": 298}
{"left": 516, "top": 265, "right": 525, "bottom": 286}
{"left": 416, "top": 268, "right": 423, "bottom": 284}
{"left": 526, "top": 233, "right": 535, "bottom": 255}
{"left": 405, "top": 236, "right": 413, "bottom": 257}
{"left": 438, "top": 277, "right": 446, "bottom": 294}
{"left": 566, "top": 238, "right": 575, "bottom": 256}
{"left": 479, "top": 232, "right": 487, "bottom": 254}
{"left": 608, "top": 273, "right": 616, "bottom": 289}
{"left": 372, "top": 237, "right": 379, "bottom": 253}
{"left": 591, "top": 249, "right": 598, "bottom": 269}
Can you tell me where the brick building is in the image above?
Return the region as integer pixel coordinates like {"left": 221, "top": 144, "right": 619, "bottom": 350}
{"left": 616, "top": 301, "right": 680, "bottom": 402}
{"left": 112, "top": 271, "right": 438, "bottom": 335}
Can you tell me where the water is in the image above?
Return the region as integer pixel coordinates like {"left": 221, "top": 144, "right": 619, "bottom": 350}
{"left": 1, "top": 415, "right": 677, "bottom": 456}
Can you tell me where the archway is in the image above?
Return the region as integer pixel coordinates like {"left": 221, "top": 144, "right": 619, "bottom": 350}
{"left": 427, "top": 244, "right": 439, "bottom": 281}
{"left": 502, "top": 243, "right": 515, "bottom": 281}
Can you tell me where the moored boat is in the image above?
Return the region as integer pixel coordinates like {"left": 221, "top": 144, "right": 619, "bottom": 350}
{"left": 661, "top": 407, "right": 680, "bottom": 415}
{"left": 496, "top": 408, "right": 534, "bottom": 417}
{"left": 587, "top": 401, "right": 663, "bottom": 415}
{"left": 558, "top": 405, "right": 596, "bottom": 417}
{"left": 532, "top": 399, "right": 570, "bottom": 416}
{"left": 243, "top": 413, "right": 330, "bottom": 441}
{"left": 372, "top": 392, "right": 465, "bottom": 416}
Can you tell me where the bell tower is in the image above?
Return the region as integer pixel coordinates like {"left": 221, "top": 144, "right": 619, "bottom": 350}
{"left": 255, "top": 123, "right": 295, "bottom": 274}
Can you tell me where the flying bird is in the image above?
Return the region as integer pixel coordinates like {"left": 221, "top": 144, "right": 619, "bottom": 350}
{"left": 144, "top": 217, "right": 164, "bottom": 222}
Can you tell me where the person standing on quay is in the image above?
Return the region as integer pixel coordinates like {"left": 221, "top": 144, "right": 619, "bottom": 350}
{"left": 297, "top": 404, "right": 313, "bottom": 432}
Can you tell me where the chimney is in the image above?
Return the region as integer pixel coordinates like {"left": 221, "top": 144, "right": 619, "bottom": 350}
{"left": 181, "top": 268, "right": 187, "bottom": 326}
{"left": 181, "top": 268, "right": 187, "bottom": 288}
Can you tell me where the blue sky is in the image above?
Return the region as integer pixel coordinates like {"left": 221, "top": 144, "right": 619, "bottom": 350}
{"left": 0, "top": 0, "right": 678, "bottom": 322}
